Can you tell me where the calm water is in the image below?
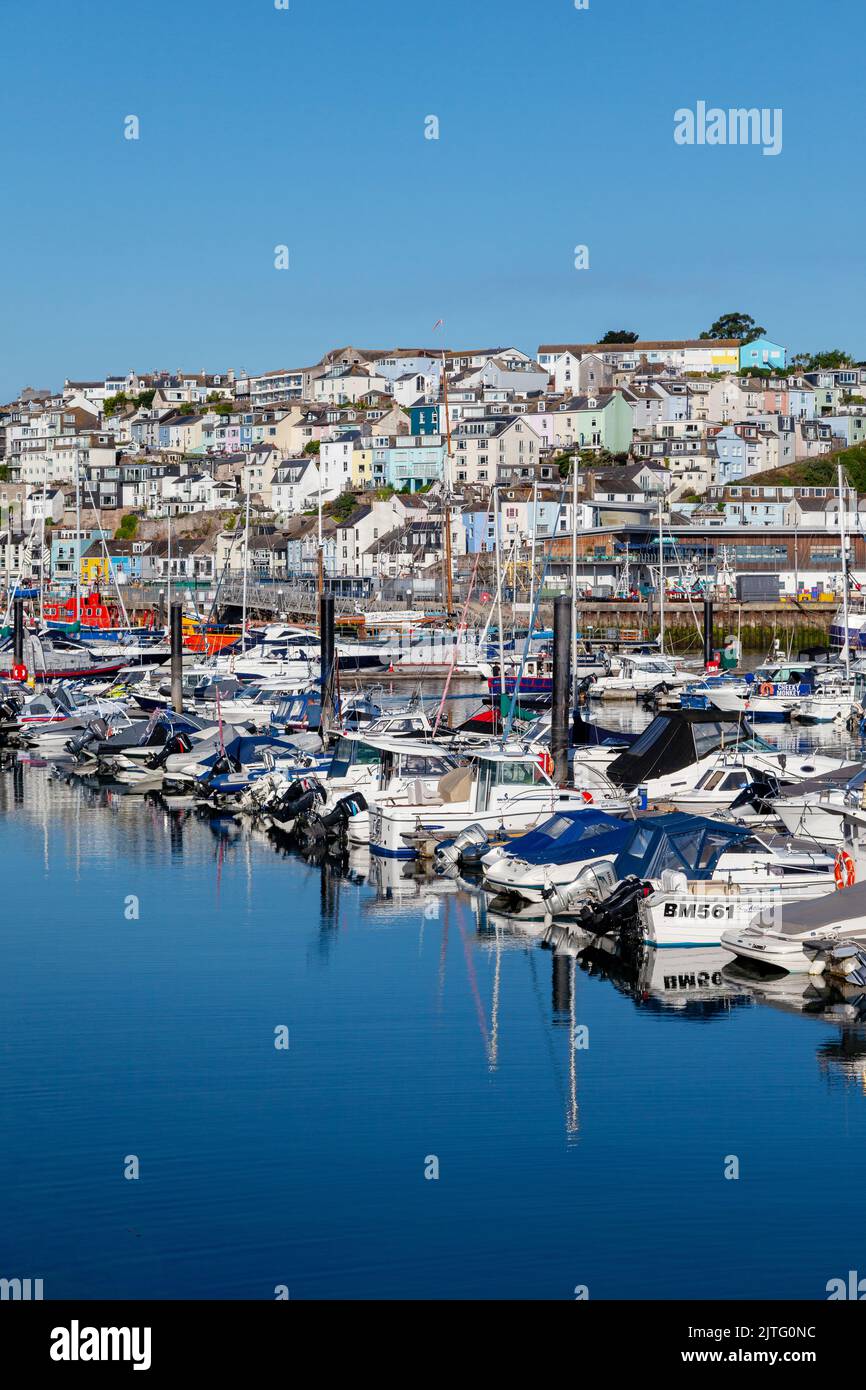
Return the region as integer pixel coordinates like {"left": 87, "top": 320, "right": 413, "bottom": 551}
{"left": 3, "top": 723, "right": 866, "bottom": 1301}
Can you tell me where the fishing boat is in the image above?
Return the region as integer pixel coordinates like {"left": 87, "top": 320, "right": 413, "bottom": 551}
{"left": 182, "top": 614, "right": 242, "bottom": 655}
{"left": 43, "top": 591, "right": 163, "bottom": 640}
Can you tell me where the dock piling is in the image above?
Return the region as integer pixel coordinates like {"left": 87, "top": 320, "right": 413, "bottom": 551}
{"left": 12, "top": 599, "right": 24, "bottom": 666}
{"left": 703, "top": 598, "right": 715, "bottom": 667}
{"left": 552, "top": 593, "right": 571, "bottom": 786}
{"left": 170, "top": 602, "right": 183, "bottom": 712}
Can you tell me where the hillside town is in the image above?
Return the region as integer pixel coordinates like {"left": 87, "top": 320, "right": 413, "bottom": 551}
{"left": 3, "top": 324, "right": 866, "bottom": 612}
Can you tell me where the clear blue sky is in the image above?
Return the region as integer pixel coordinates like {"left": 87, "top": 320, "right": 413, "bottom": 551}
{"left": 1, "top": 0, "right": 864, "bottom": 398}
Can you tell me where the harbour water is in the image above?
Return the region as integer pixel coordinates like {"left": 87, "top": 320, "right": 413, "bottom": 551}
{"left": 4, "top": 710, "right": 866, "bottom": 1301}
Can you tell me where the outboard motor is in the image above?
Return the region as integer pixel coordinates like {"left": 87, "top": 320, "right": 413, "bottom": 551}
{"left": 540, "top": 861, "right": 620, "bottom": 920}
{"left": 580, "top": 875, "right": 652, "bottom": 936}
{"left": 639, "top": 681, "right": 669, "bottom": 711}
{"left": 294, "top": 790, "right": 368, "bottom": 848}
{"left": 146, "top": 731, "right": 193, "bottom": 770}
{"left": 269, "top": 777, "right": 327, "bottom": 832}
{"left": 0, "top": 694, "right": 23, "bottom": 722}
{"left": 434, "top": 823, "right": 490, "bottom": 870}
{"left": 64, "top": 717, "right": 108, "bottom": 759}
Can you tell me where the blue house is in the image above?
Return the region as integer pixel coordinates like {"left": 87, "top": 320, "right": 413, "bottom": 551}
{"left": 739, "top": 337, "right": 787, "bottom": 371}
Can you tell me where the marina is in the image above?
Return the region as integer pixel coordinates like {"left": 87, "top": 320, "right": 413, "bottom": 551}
{"left": 5, "top": 728, "right": 866, "bottom": 1301}
{"left": 5, "top": 589, "right": 866, "bottom": 1301}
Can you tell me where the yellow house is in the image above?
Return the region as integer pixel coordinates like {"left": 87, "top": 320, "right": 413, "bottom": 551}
{"left": 352, "top": 446, "right": 372, "bottom": 490}
{"left": 80, "top": 550, "right": 110, "bottom": 585}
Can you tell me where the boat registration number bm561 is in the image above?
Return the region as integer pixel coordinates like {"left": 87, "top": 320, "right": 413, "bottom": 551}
{"left": 663, "top": 902, "right": 736, "bottom": 920}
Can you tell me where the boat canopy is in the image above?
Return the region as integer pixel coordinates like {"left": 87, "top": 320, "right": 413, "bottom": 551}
{"left": 606, "top": 709, "right": 750, "bottom": 789}
{"left": 502, "top": 808, "right": 632, "bottom": 866}
{"left": 768, "top": 879, "right": 866, "bottom": 934}
{"left": 571, "top": 708, "right": 638, "bottom": 748}
{"left": 613, "top": 812, "right": 752, "bottom": 881}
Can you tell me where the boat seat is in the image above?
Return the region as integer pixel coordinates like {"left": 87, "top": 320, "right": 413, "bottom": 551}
{"left": 412, "top": 778, "right": 442, "bottom": 805}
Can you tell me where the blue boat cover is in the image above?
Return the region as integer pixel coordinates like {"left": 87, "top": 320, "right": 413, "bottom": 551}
{"left": 613, "top": 812, "right": 751, "bottom": 881}
{"left": 503, "top": 808, "right": 632, "bottom": 866}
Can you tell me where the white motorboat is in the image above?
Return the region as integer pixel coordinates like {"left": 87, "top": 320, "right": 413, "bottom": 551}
{"left": 721, "top": 880, "right": 866, "bottom": 973}
{"left": 522, "top": 810, "right": 835, "bottom": 944}
{"left": 792, "top": 672, "right": 854, "bottom": 725}
{"left": 590, "top": 653, "right": 693, "bottom": 699}
{"left": 481, "top": 806, "right": 635, "bottom": 904}
{"left": 369, "top": 746, "right": 629, "bottom": 860}
{"left": 318, "top": 733, "right": 457, "bottom": 844}
{"left": 707, "top": 660, "right": 821, "bottom": 722}
{"left": 772, "top": 765, "right": 865, "bottom": 843}
{"left": 603, "top": 708, "right": 849, "bottom": 815}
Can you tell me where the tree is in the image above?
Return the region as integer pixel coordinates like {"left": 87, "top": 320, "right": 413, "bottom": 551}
{"left": 598, "top": 329, "right": 639, "bottom": 344}
{"left": 328, "top": 491, "right": 359, "bottom": 522}
{"left": 212, "top": 402, "right": 233, "bottom": 416}
{"left": 790, "top": 349, "right": 854, "bottom": 371}
{"left": 114, "top": 513, "right": 139, "bottom": 540}
{"left": 700, "top": 313, "right": 765, "bottom": 342}
{"left": 303, "top": 440, "right": 320, "bottom": 456}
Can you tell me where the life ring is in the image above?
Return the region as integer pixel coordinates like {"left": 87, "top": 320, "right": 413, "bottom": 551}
{"left": 581, "top": 790, "right": 594, "bottom": 803}
{"left": 835, "top": 849, "right": 856, "bottom": 890}
{"left": 538, "top": 751, "right": 554, "bottom": 776}
{"left": 759, "top": 682, "right": 773, "bottom": 697}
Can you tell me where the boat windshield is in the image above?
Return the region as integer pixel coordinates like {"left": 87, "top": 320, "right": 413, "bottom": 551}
{"left": 328, "top": 737, "right": 381, "bottom": 778}
{"left": 737, "top": 735, "right": 776, "bottom": 753}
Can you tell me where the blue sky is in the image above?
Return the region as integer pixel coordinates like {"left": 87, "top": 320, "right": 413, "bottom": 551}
{"left": 0, "top": 0, "right": 864, "bottom": 398}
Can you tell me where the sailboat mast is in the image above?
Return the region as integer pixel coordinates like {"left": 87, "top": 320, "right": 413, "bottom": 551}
{"left": 440, "top": 350, "right": 454, "bottom": 619}
{"left": 839, "top": 461, "right": 851, "bottom": 681}
{"left": 528, "top": 478, "right": 538, "bottom": 632}
{"left": 241, "top": 478, "right": 251, "bottom": 653}
{"left": 40, "top": 453, "right": 47, "bottom": 625}
{"left": 658, "top": 492, "right": 665, "bottom": 654}
{"left": 493, "top": 484, "right": 506, "bottom": 698}
{"left": 74, "top": 446, "right": 81, "bottom": 628}
{"left": 570, "top": 458, "right": 578, "bottom": 701}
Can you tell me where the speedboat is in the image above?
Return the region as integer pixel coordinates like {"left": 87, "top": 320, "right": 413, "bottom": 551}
{"left": 529, "top": 811, "right": 835, "bottom": 944}
{"left": 482, "top": 806, "right": 634, "bottom": 904}
{"left": 773, "top": 765, "right": 866, "bottom": 843}
{"left": 721, "top": 881, "right": 866, "bottom": 973}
